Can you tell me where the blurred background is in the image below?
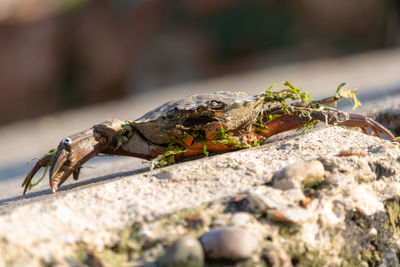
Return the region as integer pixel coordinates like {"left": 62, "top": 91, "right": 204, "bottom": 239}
{"left": 0, "top": 0, "right": 399, "bottom": 125}
{"left": 1, "top": 0, "right": 400, "bottom": 201}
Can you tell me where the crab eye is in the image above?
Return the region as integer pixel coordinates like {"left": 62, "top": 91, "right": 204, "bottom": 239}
{"left": 209, "top": 100, "right": 225, "bottom": 110}
{"left": 61, "top": 138, "right": 71, "bottom": 147}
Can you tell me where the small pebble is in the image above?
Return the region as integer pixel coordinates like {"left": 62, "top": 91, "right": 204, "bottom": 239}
{"left": 272, "top": 160, "right": 325, "bottom": 190}
{"left": 267, "top": 209, "right": 303, "bottom": 223}
{"left": 158, "top": 236, "right": 204, "bottom": 267}
{"left": 368, "top": 227, "right": 378, "bottom": 236}
{"left": 200, "top": 226, "right": 258, "bottom": 261}
{"left": 300, "top": 197, "right": 312, "bottom": 208}
{"left": 246, "top": 189, "right": 278, "bottom": 213}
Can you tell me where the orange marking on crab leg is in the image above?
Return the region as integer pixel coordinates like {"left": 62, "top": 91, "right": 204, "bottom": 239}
{"left": 180, "top": 141, "right": 235, "bottom": 159}
{"left": 183, "top": 135, "right": 194, "bottom": 147}
{"left": 198, "top": 141, "right": 233, "bottom": 152}
{"left": 257, "top": 115, "right": 306, "bottom": 138}
{"left": 170, "top": 134, "right": 194, "bottom": 147}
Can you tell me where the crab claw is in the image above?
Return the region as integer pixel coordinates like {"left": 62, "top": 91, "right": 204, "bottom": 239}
{"left": 22, "top": 152, "right": 55, "bottom": 195}
{"left": 49, "top": 129, "right": 107, "bottom": 193}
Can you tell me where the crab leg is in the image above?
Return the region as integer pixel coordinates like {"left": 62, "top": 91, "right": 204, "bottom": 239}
{"left": 309, "top": 110, "right": 394, "bottom": 139}
{"left": 258, "top": 108, "right": 395, "bottom": 140}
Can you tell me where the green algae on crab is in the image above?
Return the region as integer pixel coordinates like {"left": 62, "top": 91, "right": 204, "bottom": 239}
{"left": 262, "top": 81, "right": 312, "bottom": 109}
{"left": 153, "top": 81, "right": 319, "bottom": 167}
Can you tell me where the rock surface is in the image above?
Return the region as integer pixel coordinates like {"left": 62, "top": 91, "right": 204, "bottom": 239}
{"left": 1, "top": 126, "right": 400, "bottom": 266}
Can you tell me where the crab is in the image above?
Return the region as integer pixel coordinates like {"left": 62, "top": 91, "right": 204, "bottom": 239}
{"left": 22, "top": 82, "right": 395, "bottom": 194}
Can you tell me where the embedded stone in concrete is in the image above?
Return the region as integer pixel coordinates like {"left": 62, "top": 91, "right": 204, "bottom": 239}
{"left": 200, "top": 226, "right": 258, "bottom": 261}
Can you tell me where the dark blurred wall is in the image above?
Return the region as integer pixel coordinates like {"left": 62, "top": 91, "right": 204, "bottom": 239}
{"left": 0, "top": 0, "right": 398, "bottom": 125}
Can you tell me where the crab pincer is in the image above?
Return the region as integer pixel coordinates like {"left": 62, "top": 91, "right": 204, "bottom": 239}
{"left": 22, "top": 129, "right": 107, "bottom": 194}
{"left": 22, "top": 120, "right": 166, "bottom": 194}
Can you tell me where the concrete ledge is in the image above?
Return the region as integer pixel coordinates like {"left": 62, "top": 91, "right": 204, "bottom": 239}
{"left": 1, "top": 126, "right": 399, "bottom": 265}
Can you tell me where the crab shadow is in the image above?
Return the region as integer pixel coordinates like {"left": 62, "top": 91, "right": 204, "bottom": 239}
{"left": 0, "top": 167, "right": 150, "bottom": 206}
{"left": 0, "top": 150, "right": 238, "bottom": 206}
{"left": 0, "top": 152, "right": 223, "bottom": 206}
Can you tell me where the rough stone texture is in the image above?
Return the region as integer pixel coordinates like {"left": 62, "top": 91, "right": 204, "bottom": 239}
{"left": 1, "top": 126, "right": 400, "bottom": 266}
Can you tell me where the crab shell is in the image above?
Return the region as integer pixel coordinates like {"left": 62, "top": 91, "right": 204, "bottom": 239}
{"left": 132, "top": 91, "right": 264, "bottom": 144}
